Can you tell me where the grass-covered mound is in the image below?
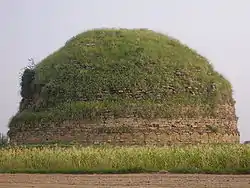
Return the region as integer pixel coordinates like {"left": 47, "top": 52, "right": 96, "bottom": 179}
{"left": 9, "top": 28, "right": 233, "bottom": 129}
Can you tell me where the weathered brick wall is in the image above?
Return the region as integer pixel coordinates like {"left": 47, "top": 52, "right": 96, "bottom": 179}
{"left": 10, "top": 117, "right": 240, "bottom": 145}
{"left": 9, "top": 104, "right": 240, "bottom": 145}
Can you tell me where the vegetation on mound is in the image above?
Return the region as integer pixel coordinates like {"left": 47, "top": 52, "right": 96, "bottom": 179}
{"left": 9, "top": 28, "right": 234, "bottom": 129}
{"left": 0, "top": 144, "right": 249, "bottom": 174}
{"left": 9, "top": 100, "right": 216, "bottom": 129}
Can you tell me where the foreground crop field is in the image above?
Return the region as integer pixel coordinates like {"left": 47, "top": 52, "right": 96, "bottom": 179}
{"left": 1, "top": 173, "right": 250, "bottom": 188}
{"left": 0, "top": 144, "right": 249, "bottom": 174}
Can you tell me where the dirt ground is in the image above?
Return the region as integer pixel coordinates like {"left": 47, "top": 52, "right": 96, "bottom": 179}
{"left": 0, "top": 173, "right": 250, "bottom": 188}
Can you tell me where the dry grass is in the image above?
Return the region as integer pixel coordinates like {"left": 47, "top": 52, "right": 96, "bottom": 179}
{"left": 0, "top": 144, "right": 249, "bottom": 174}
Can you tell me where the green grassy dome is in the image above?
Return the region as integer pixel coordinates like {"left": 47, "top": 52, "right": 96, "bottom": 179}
{"left": 10, "top": 28, "right": 233, "bottom": 126}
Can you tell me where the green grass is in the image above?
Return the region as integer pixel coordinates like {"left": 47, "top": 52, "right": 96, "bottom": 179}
{"left": 0, "top": 144, "right": 249, "bottom": 174}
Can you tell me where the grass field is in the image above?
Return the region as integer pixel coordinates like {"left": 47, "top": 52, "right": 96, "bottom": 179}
{"left": 0, "top": 144, "right": 249, "bottom": 174}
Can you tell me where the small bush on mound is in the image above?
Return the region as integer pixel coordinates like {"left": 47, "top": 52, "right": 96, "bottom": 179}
{"left": 8, "top": 28, "right": 234, "bottom": 130}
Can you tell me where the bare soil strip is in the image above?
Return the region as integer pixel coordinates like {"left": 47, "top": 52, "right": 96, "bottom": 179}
{"left": 0, "top": 174, "right": 250, "bottom": 188}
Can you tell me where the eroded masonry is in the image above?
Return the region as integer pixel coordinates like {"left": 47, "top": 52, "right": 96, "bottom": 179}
{"left": 9, "top": 104, "right": 239, "bottom": 145}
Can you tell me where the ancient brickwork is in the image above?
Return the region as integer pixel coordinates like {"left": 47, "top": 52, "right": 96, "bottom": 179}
{"left": 10, "top": 116, "right": 239, "bottom": 145}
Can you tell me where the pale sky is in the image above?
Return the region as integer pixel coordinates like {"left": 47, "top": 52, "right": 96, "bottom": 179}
{"left": 0, "top": 0, "right": 249, "bottom": 142}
